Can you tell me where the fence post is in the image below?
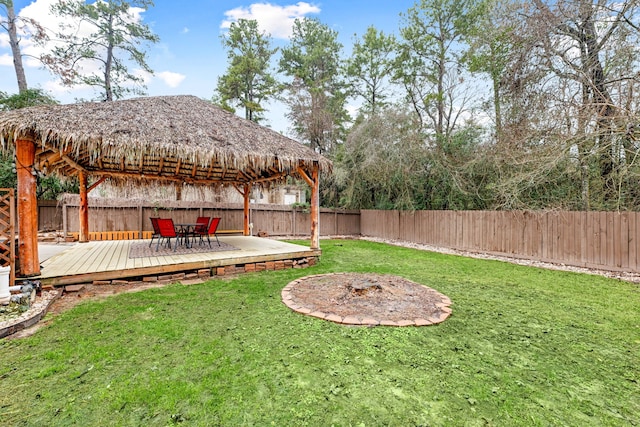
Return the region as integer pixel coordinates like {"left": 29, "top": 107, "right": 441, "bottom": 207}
{"left": 62, "top": 204, "right": 68, "bottom": 240}
{"left": 138, "top": 204, "right": 143, "bottom": 239}
{"left": 293, "top": 208, "right": 296, "bottom": 236}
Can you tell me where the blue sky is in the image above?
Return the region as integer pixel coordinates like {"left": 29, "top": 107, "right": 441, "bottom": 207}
{"left": 1, "top": 0, "right": 417, "bottom": 133}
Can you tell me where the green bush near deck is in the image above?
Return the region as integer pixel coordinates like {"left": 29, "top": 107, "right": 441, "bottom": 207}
{"left": 0, "top": 240, "right": 638, "bottom": 426}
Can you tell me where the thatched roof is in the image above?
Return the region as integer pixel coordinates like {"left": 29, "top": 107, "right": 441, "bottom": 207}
{"left": 0, "top": 95, "right": 331, "bottom": 187}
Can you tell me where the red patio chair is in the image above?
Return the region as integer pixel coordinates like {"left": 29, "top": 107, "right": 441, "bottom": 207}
{"left": 156, "top": 218, "right": 180, "bottom": 251}
{"left": 149, "top": 217, "right": 161, "bottom": 248}
{"left": 191, "top": 216, "right": 210, "bottom": 245}
{"left": 194, "top": 217, "right": 220, "bottom": 247}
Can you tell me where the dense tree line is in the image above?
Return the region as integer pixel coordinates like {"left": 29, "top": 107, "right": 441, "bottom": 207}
{"left": 217, "top": 0, "right": 640, "bottom": 211}
{"left": 3, "top": 0, "right": 639, "bottom": 211}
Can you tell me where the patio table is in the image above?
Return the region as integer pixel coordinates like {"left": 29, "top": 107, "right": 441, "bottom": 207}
{"left": 175, "top": 223, "right": 198, "bottom": 248}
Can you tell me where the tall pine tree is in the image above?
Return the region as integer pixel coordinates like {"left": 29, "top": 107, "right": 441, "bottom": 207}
{"left": 214, "top": 19, "right": 278, "bottom": 123}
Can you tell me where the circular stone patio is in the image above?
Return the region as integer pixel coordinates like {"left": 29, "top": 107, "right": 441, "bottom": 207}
{"left": 281, "top": 273, "right": 452, "bottom": 327}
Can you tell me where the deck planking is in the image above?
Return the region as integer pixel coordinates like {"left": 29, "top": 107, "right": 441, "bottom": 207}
{"left": 32, "top": 236, "right": 319, "bottom": 286}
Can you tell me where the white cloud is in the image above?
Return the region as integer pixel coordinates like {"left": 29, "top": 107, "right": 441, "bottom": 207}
{"left": 182, "top": 27, "right": 190, "bottom": 34}
{"left": 134, "top": 69, "right": 153, "bottom": 86}
{"left": 221, "top": 2, "right": 321, "bottom": 39}
{"left": 41, "top": 78, "right": 96, "bottom": 102}
{"left": 43, "top": 78, "right": 78, "bottom": 94}
{"left": 0, "top": 53, "right": 13, "bottom": 66}
{"left": 156, "top": 71, "right": 186, "bottom": 88}
{"left": 21, "top": 0, "right": 61, "bottom": 25}
{"left": 346, "top": 104, "right": 359, "bottom": 120}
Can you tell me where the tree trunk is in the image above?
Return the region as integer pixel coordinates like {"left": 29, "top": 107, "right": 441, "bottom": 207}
{"left": 104, "top": 15, "right": 114, "bottom": 101}
{"left": 6, "top": 2, "right": 28, "bottom": 92}
{"left": 580, "top": 9, "right": 617, "bottom": 202}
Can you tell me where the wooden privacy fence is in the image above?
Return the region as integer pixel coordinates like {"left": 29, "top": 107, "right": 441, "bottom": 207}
{"left": 38, "top": 200, "right": 61, "bottom": 232}
{"left": 37, "top": 201, "right": 640, "bottom": 273}
{"left": 45, "top": 198, "right": 360, "bottom": 240}
{"left": 361, "top": 210, "right": 640, "bottom": 273}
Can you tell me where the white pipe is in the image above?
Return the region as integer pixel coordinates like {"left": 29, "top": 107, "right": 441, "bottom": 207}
{"left": 0, "top": 266, "right": 10, "bottom": 304}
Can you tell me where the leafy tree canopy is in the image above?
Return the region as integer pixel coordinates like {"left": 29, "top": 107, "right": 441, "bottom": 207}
{"left": 41, "top": 0, "right": 159, "bottom": 101}
{"left": 215, "top": 19, "right": 278, "bottom": 122}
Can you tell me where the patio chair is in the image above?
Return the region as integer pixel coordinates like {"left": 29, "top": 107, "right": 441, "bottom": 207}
{"left": 156, "top": 218, "right": 180, "bottom": 251}
{"left": 192, "top": 216, "right": 210, "bottom": 246}
{"left": 149, "top": 217, "right": 161, "bottom": 248}
{"left": 194, "top": 217, "right": 221, "bottom": 247}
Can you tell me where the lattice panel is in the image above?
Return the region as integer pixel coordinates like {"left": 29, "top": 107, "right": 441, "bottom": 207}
{"left": 0, "top": 188, "right": 15, "bottom": 284}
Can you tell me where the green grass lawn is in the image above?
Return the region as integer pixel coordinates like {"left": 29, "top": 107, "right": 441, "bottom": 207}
{"left": 1, "top": 239, "right": 638, "bottom": 426}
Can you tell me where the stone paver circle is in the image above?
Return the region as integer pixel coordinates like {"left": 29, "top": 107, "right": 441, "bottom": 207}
{"left": 282, "top": 272, "right": 452, "bottom": 327}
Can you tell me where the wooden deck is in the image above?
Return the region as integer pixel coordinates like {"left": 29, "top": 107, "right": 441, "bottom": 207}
{"left": 29, "top": 236, "right": 320, "bottom": 287}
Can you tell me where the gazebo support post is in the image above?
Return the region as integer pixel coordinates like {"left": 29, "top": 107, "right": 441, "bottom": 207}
{"left": 297, "top": 164, "right": 320, "bottom": 250}
{"left": 16, "top": 138, "right": 40, "bottom": 276}
{"left": 243, "top": 183, "right": 250, "bottom": 236}
{"left": 310, "top": 166, "right": 320, "bottom": 250}
{"left": 78, "top": 170, "right": 89, "bottom": 243}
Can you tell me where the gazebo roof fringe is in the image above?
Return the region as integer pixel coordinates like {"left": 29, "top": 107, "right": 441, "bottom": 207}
{"left": 0, "top": 95, "right": 332, "bottom": 177}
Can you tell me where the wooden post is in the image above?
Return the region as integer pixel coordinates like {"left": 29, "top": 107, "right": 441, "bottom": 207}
{"left": 78, "top": 170, "right": 89, "bottom": 242}
{"left": 310, "top": 166, "right": 320, "bottom": 249}
{"left": 62, "top": 203, "right": 68, "bottom": 240}
{"left": 293, "top": 207, "right": 297, "bottom": 236}
{"left": 16, "top": 138, "right": 40, "bottom": 276}
{"left": 243, "top": 183, "right": 250, "bottom": 236}
{"left": 138, "top": 204, "right": 143, "bottom": 239}
{"left": 296, "top": 165, "right": 321, "bottom": 250}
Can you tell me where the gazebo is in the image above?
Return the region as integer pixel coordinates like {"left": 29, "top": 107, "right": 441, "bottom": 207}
{"left": 0, "top": 95, "right": 331, "bottom": 277}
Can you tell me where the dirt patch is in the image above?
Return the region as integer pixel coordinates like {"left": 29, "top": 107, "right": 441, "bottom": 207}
{"left": 4, "top": 282, "right": 173, "bottom": 339}
{"left": 282, "top": 272, "right": 452, "bottom": 326}
{"left": 47, "top": 282, "right": 169, "bottom": 316}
